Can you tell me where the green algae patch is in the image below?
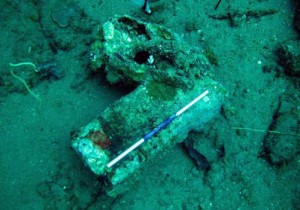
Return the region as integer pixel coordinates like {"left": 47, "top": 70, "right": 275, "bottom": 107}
{"left": 146, "top": 82, "right": 176, "bottom": 101}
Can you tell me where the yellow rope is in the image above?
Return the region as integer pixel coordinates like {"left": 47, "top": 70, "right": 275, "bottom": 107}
{"left": 9, "top": 62, "right": 41, "bottom": 101}
{"left": 9, "top": 62, "right": 38, "bottom": 72}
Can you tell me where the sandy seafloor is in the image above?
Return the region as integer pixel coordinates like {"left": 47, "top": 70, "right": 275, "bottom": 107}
{"left": 0, "top": 0, "right": 299, "bottom": 209}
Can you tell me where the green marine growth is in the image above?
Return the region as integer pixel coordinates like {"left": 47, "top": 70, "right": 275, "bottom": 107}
{"left": 90, "top": 15, "right": 212, "bottom": 92}
{"left": 71, "top": 16, "right": 227, "bottom": 195}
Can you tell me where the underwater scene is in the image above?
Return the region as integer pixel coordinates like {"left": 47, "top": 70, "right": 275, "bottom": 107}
{"left": 0, "top": 0, "right": 299, "bottom": 209}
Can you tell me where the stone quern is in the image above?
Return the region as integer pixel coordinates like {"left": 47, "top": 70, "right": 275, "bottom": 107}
{"left": 71, "top": 15, "right": 226, "bottom": 196}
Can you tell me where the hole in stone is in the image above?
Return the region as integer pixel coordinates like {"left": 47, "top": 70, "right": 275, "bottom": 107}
{"left": 134, "top": 51, "right": 150, "bottom": 64}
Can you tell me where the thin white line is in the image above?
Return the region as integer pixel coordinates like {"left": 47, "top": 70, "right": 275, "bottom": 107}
{"left": 107, "top": 138, "right": 145, "bottom": 168}
{"left": 176, "top": 90, "right": 209, "bottom": 116}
